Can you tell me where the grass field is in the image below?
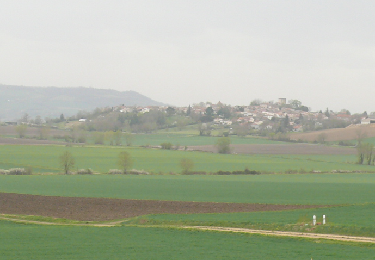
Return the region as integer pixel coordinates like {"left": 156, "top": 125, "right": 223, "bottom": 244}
{"left": 1, "top": 221, "right": 375, "bottom": 259}
{"left": 140, "top": 203, "right": 375, "bottom": 237}
{"left": 0, "top": 144, "right": 372, "bottom": 174}
{"left": 1, "top": 174, "right": 375, "bottom": 205}
{"left": 1, "top": 137, "right": 375, "bottom": 258}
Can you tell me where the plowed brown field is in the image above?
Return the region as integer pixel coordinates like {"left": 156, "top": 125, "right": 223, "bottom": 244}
{"left": 0, "top": 193, "right": 322, "bottom": 221}
{"left": 189, "top": 144, "right": 356, "bottom": 154}
{"left": 290, "top": 124, "right": 375, "bottom": 142}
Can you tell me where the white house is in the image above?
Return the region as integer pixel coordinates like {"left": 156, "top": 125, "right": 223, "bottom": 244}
{"left": 361, "top": 117, "right": 375, "bottom": 124}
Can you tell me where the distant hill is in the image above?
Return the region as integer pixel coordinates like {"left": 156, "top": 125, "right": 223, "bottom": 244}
{"left": 0, "top": 85, "right": 166, "bottom": 121}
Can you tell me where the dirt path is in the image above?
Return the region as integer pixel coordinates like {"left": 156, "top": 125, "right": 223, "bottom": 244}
{"left": 2, "top": 215, "right": 374, "bottom": 243}
{"left": 0, "top": 215, "right": 121, "bottom": 227}
{"left": 180, "top": 226, "right": 375, "bottom": 244}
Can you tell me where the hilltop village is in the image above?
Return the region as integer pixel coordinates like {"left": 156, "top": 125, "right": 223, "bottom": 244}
{"left": 8, "top": 98, "right": 373, "bottom": 139}
{"left": 106, "top": 98, "right": 370, "bottom": 135}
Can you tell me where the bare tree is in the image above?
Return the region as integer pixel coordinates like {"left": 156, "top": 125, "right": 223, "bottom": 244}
{"left": 34, "top": 115, "right": 43, "bottom": 125}
{"left": 124, "top": 133, "right": 135, "bottom": 146}
{"left": 355, "top": 128, "right": 367, "bottom": 145}
{"left": 357, "top": 143, "right": 374, "bottom": 165}
{"left": 180, "top": 158, "right": 194, "bottom": 174}
{"left": 117, "top": 151, "right": 133, "bottom": 173}
{"left": 316, "top": 133, "right": 327, "bottom": 144}
{"left": 59, "top": 151, "right": 75, "bottom": 174}
{"left": 234, "top": 124, "right": 249, "bottom": 138}
{"left": 15, "top": 124, "right": 27, "bottom": 138}
{"left": 38, "top": 127, "right": 50, "bottom": 140}
{"left": 113, "top": 130, "right": 123, "bottom": 146}
{"left": 93, "top": 132, "right": 105, "bottom": 144}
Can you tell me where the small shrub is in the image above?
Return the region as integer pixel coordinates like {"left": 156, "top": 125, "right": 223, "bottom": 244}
{"left": 160, "top": 142, "right": 173, "bottom": 150}
{"left": 108, "top": 169, "right": 123, "bottom": 175}
{"left": 64, "top": 135, "right": 72, "bottom": 142}
{"left": 128, "top": 169, "right": 150, "bottom": 175}
{"left": 25, "top": 167, "right": 33, "bottom": 175}
{"left": 338, "top": 140, "right": 355, "bottom": 146}
{"left": 77, "top": 168, "right": 94, "bottom": 175}
{"left": 53, "top": 134, "right": 65, "bottom": 140}
{"left": 77, "top": 136, "right": 87, "bottom": 143}
{"left": 284, "top": 169, "right": 298, "bottom": 174}
{"left": 216, "top": 169, "right": 260, "bottom": 175}
{"left": 185, "top": 171, "right": 207, "bottom": 175}
{"left": 8, "top": 168, "right": 31, "bottom": 175}
{"left": 93, "top": 132, "right": 105, "bottom": 145}
{"left": 0, "top": 169, "right": 10, "bottom": 175}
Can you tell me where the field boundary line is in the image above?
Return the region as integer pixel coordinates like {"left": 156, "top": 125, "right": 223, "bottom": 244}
{"left": 2, "top": 216, "right": 375, "bottom": 244}
{"left": 0, "top": 216, "right": 122, "bottom": 227}
{"left": 178, "top": 226, "right": 375, "bottom": 244}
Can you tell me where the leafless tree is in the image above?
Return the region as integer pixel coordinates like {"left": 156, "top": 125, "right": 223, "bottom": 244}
{"left": 59, "top": 151, "right": 75, "bottom": 174}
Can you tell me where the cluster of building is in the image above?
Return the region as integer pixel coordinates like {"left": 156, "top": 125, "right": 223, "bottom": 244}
{"left": 113, "top": 98, "right": 373, "bottom": 132}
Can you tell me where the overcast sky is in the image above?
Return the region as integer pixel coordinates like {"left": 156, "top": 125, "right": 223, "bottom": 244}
{"left": 1, "top": 0, "right": 374, "bottom": 113}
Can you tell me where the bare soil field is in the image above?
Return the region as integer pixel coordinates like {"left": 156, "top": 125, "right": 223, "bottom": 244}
{"left": 0, "top": 193, "right": 322, "bottom": 221}
{"left": 290, "top": 124, "right": 375, "bottom": 142}
{"left": 189, "top": 144, "right": 356, "bottom": 155}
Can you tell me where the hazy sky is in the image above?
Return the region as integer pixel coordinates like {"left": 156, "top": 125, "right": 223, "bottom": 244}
{"left": 1, "top": 0, "right": 374, "bottom": 113}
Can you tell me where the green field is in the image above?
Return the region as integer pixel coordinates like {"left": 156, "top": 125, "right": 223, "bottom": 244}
{"left": 140, "top": 203, "right": 375, "bottom": 237}
{"left": 0, "top": 144, "right": 372, "bottom": 174}
{"left": 1, "top": 174, "right": 375, "bottom": 205}
{"left": 2, "top": 140, "right": 375, "bottom": 258}
{"left": 1, "top": 221, "right": 374, "bottom": 259}
{"left": 362, "top": 137, "right": 375, "bottom": 145}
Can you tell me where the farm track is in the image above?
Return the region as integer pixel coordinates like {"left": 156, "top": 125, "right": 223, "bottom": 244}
{"left": 2, "top": 215, "right": 374, "bottom": 244}
{"left": 0, "top": 216, "right": 120, "bottom": 227}
{"left": 179, "top": 226, "right": 375, "bottom": 244}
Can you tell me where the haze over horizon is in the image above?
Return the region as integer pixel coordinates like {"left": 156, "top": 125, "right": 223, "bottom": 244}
{"left": 1, "top": 1, "right": 374, "bottom": 113}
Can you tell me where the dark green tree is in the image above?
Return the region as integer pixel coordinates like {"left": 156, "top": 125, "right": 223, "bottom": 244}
{"left": 205, "top": 107, "right": 214, "bottom": 116}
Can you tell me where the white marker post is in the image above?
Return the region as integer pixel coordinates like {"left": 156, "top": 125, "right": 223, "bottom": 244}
{"left": 323, "top": 215, "right": 326, "bottom": 225}
{"left": 313, "top": 215, "right": 316, "bottom": 226}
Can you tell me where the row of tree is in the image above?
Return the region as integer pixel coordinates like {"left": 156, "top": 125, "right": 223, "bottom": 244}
{"left": 59, "top": 150, "right": 196, "bottom": 175}
{"left": 357, "top": 143, "right": 375, "bottom": 165}
{"left": 59, "top": 151, "right": 134, "bottom": 174}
